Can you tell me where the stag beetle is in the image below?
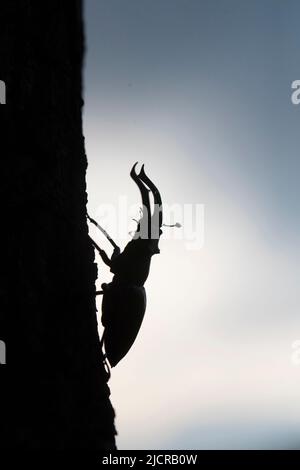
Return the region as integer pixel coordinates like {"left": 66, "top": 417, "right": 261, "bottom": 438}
{"left": 88, "top": 163, "right": 171, "bottom": 368}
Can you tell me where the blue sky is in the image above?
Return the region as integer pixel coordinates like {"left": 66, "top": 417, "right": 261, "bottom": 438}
{"left": 83, "top": 0, "right": 300, "bottom": 449}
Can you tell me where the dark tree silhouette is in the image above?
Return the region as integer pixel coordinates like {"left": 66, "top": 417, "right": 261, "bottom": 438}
{"left": 0, "top": 0, "right": 116, "bottom": 449}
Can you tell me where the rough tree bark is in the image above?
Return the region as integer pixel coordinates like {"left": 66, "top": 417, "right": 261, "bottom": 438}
{"left": 0, "top": 0, "right": 116, "bottom": 449}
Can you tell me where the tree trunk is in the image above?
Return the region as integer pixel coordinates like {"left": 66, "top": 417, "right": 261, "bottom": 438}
{"left": 0, "top": 0, "right": 116, "bottom": 449}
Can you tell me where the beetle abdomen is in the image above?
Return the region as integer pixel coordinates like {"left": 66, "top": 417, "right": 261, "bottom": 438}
{"left": 101, "top": 283, "right": 147, "bottom": 367}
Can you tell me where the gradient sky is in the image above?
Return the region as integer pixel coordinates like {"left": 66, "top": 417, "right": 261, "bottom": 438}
{"left": 83, "top": 0, "right": 300, "bottom": 449}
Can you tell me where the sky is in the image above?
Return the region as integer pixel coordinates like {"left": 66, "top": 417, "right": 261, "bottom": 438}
{"left": 83, "top": 0, "right": 300, "bottom": 449}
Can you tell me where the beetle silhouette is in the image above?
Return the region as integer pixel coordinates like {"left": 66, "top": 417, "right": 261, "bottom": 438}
{"left": 88, "top": 163, "right": 164, "bottom": 368}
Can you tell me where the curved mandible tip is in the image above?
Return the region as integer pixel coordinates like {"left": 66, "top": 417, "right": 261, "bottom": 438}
{"left": 130, "top": 162, "right": 139, "bottom": 180}
{"left": 139, "top": 164, "right": 146, "bottom": 178}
